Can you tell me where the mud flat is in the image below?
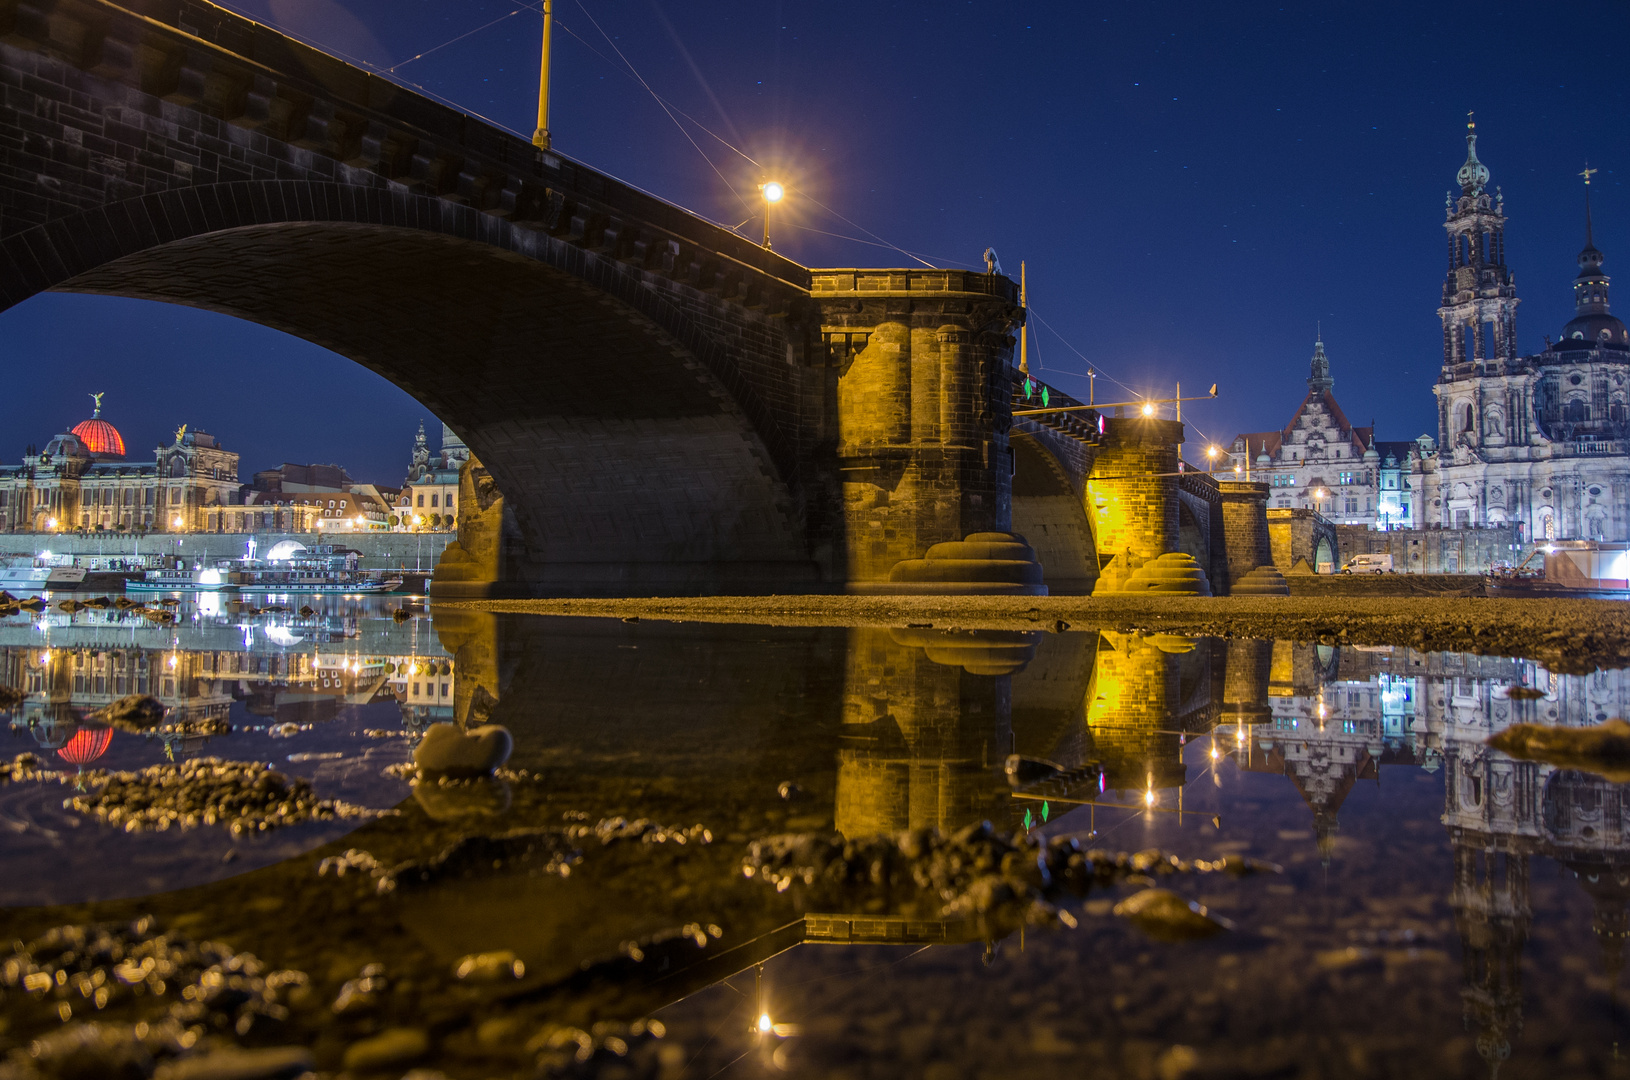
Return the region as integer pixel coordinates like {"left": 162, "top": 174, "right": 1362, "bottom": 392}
{"left": 449, "top": 594, "right": 1630, "bottom": 674}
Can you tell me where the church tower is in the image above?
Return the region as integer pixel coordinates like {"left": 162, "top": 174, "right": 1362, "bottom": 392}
{"left": 1438, "top": 118, "right": 1520, "bottom": 369}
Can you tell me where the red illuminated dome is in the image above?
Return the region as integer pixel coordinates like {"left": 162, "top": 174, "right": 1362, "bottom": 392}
{"left": 58, "top": 726, "right": 112, "bottom": 768}
{"left": 71, "top": 393, "right": 125, "bottom": 460}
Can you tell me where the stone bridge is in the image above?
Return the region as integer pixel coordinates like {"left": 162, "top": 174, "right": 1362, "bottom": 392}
{"left": 0, "top": 0, "right": 1273, "bottom": 596}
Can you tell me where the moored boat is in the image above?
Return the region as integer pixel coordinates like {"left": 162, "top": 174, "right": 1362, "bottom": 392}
{"left": 1485, "top": 542, "right": 1630, "bottom": 599}
{"left": 125, "top": 543, "right": 401, "bottom": 595}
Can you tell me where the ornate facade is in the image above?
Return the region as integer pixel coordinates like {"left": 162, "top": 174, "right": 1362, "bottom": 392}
{"left": 396, "top": 421, "right": 467, "bottom": 529}
{"left": 1229, "top": 339, "right": 1439, "bottom": 528}
{"left": 0, "top": 400, "right": 251, "bottom": 533}
{"left": 1432, "top": 123, "right": 1630, "bottom": 541}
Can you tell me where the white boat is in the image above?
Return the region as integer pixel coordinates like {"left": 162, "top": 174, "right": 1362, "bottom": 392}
{"left": 125, "top": 567, "right": 234, "bottom": 593}
{"left": 125, "top": 544, "right": 401, "bottom": 595}
{"left": 0, "top": 566, "right": 87, "bottom": 591}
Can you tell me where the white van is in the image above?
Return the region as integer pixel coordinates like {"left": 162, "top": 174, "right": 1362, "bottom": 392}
{"left": 1341, "top": 554, "right": 1393, "bottom": 574}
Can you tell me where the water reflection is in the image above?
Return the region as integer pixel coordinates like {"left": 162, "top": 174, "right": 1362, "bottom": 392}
{"left": 0, "top": 606, "right": 1628, "bottom": 1076}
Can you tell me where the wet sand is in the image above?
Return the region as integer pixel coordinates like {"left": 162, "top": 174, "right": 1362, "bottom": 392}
{"left": 445, "top": 594, "right": 1630, "bottom": 673}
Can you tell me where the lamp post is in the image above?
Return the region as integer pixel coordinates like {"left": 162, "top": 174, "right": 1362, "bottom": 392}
{"left": 760, "top": 181, "right": 784, "bottom": 248}
{"left": 532, "top": 0, "right": 553, "bottom": 150}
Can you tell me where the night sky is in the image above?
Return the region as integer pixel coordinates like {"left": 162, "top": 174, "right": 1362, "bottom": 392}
{"left": 2, "top": 0, "right": 1626, "bottom": 483}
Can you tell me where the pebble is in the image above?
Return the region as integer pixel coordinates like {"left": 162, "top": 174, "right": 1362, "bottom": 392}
{"left": 342, "top": 1027, "right": 429, "bottom": 1072}
{"left": 1112, "top": 888, "right": 1231, "bottom": 942}
{"left": 453, "top": 950, "right": 525, "bottom": 982}
{"left": 1487, "top": 717, "right": 1630, "bottom": 782}
{"left": 413, "top": 723, "right": 513, "bottom": 777}
{"left": 90, "top": 694, "right": 167, "bottom": 730}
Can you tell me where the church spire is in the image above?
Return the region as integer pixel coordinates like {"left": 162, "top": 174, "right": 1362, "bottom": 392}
{"left": 1438, "top": 118, "right": 1519, "bottom": 370}
{"left": 1458, "top": 112, "right": 1490, "bottom": 195}
{"left": 1307, "top": 335, "right": 1334, "bottom": 393}
{"left": 1575, "top": 163, "right": 1608, "bottom": 309}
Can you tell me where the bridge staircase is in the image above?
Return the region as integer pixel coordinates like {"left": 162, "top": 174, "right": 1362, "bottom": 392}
{"left": 1010, "top": 375, "right": 1103, "bottom": 446}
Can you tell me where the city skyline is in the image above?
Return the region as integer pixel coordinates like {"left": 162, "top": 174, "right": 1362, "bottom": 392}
{"left": 0, "top": 0, "right": 1624, "bottom": 476}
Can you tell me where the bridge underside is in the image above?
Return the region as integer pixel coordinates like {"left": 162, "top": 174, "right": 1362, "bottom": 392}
{"left": 53, "top": 221, "right": 817, "bottom": 595}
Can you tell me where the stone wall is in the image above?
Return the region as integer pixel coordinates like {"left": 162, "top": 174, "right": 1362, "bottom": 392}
{"left": 1267, "top": 508, "right": 1339, "bottom": 574}
{"left": 1217, "top": 480, "right": 1273, "bottom": 588}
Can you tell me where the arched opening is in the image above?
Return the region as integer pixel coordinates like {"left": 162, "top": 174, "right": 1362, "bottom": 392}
{"left": 2, "top": 187, "right": 814, "bottom": 595}
{"left": 1009, "top": 434, "right": 1097, "bottom": 594}
{"left": 1314, "top": 537, "right": 1335, "bottom": 574}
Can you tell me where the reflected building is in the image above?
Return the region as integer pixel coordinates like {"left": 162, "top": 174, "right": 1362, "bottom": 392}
{"left": 0, "top": 600, "right": 454, "bottom": 753}
{"left": 1242, "top": 642, "right": 1630, "bottom": 1073}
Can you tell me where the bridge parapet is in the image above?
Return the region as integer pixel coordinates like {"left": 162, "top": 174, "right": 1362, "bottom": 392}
{"left": 0, "top": 0, "right": 808, "bottom": 307}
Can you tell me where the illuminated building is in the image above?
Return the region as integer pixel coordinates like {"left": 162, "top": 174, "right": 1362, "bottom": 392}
{"left": 396, "top": 421, "right": 465, "bottom": 530}
{"left": 1431, "top": 124, "right": 1630, "bottom": 541}
{"left": 0, "top": 398, "right": 245, "bottom": 532}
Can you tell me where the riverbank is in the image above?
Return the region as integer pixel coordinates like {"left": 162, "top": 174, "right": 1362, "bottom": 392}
{"left": 446, "top": 594, "right": 1630, "bottom": 674}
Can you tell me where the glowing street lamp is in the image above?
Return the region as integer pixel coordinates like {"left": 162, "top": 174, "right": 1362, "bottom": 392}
{"left": 760, "top": 181, "right": 784, "bottom": 248}
{"left": 1141, "top": 402, "right": 1155, "bottom": 417}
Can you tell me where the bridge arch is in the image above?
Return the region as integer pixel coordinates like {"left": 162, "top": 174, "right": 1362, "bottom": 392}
{"left": 1009, "top": 431, "right": 1097, "bottom": 594}
{"left": 1, "top": 181, "right": 817, "bottom": 594}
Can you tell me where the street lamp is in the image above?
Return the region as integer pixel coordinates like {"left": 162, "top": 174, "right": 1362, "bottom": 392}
{"left": 1206, "top": 445, "right": 1220, "bottom": 472}
{"left": 1141, "top": 402, "right": 1155, "bottom": 417}
{"left": 760, "top": 181, "right": 784, "bottom": 248}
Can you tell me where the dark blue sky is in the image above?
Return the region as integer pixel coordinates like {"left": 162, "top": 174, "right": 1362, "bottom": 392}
{"left": 2, "top": 0, "right": 1626, "bottom": 482}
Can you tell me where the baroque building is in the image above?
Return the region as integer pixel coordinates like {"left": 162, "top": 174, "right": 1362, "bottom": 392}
{"left": 0, "top": 397, "right": 250, "bottom": 533}
{"left": 396, "top": 421, "right": 467, "bottom": 528}
{"left": 1229, "top": 339, "right": 1439, "bottom": 528}
{"left": 1432, "top": 122, "right": 1630, "bottom": 541}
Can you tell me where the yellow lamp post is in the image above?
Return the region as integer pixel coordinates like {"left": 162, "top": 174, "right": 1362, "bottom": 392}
{"left": 532, "top": 0, "right": 554, "bottom": 150}
{"left": 760, "top": 181, "right": 784, "bottom": 248}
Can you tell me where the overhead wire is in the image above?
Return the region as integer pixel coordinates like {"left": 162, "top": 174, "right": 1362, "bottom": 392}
{"left": 565, "top": 0, "right": 755, "bottom": 218}
{"left": 385, "top": 7, "right": 528, "bottom": 73}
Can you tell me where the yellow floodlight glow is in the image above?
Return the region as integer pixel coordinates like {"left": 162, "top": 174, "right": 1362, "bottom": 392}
{"left": 762, "top": 182, "right": 784, "bottom": 203}
{"left": 1144, "top": 789, "right": 1157, "bottom": 808}
{"left": 45, "top": 517, "right": 56, "bottom": 529}
{"left": 758, "top": 1012, "right": 773, "bottom": 1033}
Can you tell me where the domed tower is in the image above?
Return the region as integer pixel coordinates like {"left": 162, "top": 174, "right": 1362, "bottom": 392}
{"left": 69, "top": 392, "right": 125, "bottom": 461}
{"left": 1437, "top": 117, "right": 1520, "bottom": 371}
{"left": 1559, "top": 165, "right": 1628, "bottom": 348}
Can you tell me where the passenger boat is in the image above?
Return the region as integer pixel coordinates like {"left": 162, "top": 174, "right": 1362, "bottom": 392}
{"left": 1485, "top": 542, "right": 1630, "bottom": 600}
{"left": 126, "top": 545, "right": 402, "bottom": 595}
{"left": 0, "top": 565, "right": 87, "bottom": 590}
{"left": 125, "top": 566, "right": 234, "bottom": 593}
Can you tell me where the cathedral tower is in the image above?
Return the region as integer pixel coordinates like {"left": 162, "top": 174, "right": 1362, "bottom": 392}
{"left": 1438, "top": 118, "right": 1520, "bottom": 369}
